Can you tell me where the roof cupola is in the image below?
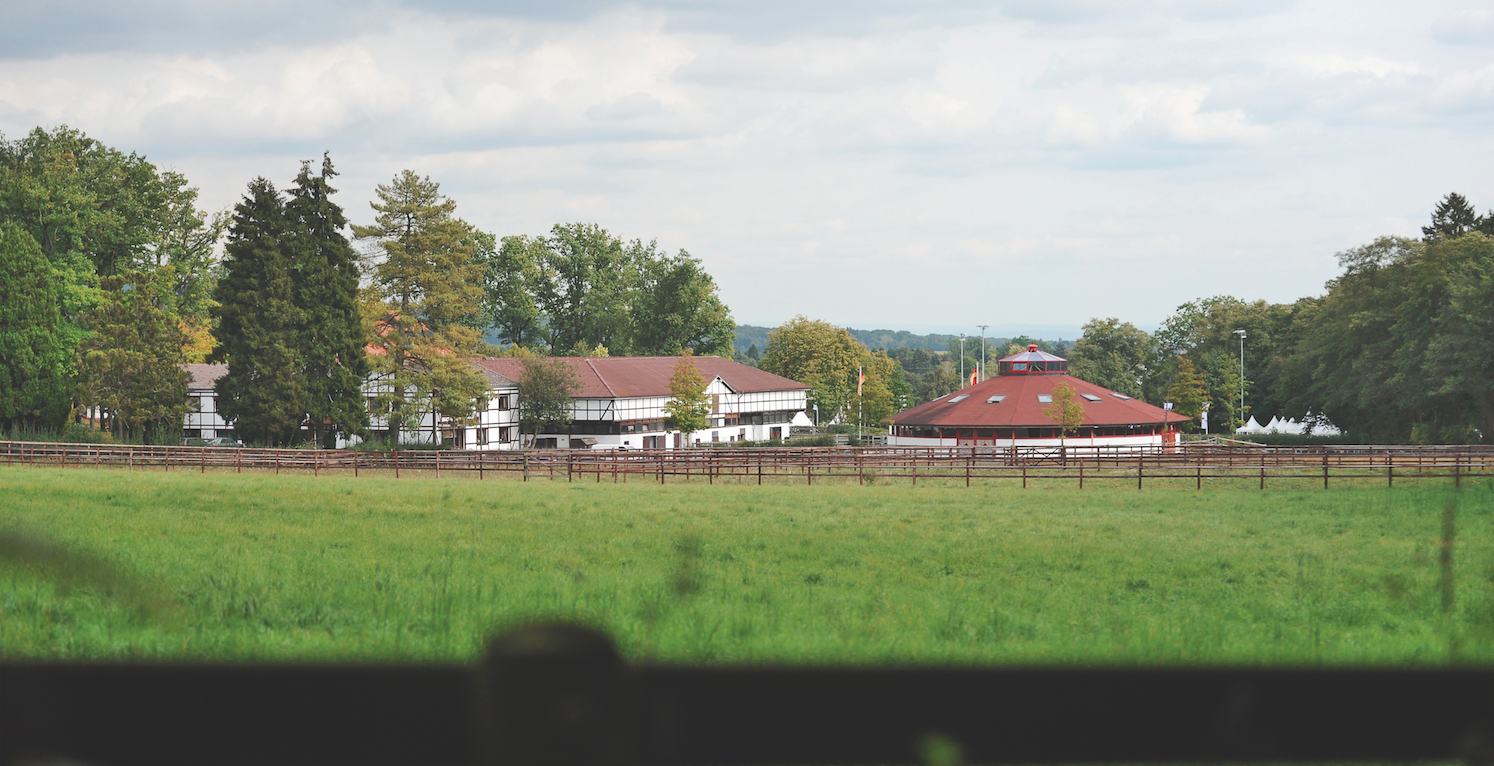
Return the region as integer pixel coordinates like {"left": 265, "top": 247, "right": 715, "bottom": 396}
{"left": 997, "top": 345, "right": 1068, "bottom": 375}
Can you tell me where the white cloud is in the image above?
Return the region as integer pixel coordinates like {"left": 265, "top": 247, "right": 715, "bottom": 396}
{"left": 3, "top": 0, "right": 1494, "bottom": 330}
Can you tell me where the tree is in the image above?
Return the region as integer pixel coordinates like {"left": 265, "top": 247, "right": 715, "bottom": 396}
{"left": 74, "top": 271, "right": 190, "bottom": 440}
{"left": 352, "top": 170, "right": 486, "bottom": 440}
{"left": 0, "top": 222, "right": 67, "bottom": 431}
{"left": 478, "top": 233, "right": 544, "bottom": 348}
{"left": 1165, "top": 356, "right": 1208, "bottom": 427}
{"left": 664, "top": 350, "right": 711, "bottom": 439}
{"left": 532, "top": 223, "right": 638, "bottom": 354}
{"left": 1044, "top": 380, "right": 1086, "bottom": 453}
{"left": 286, "top": 154, "right": 368, "bottom": 447}
{"left": 0, "top": 126, "right": 224, "bottom": 390}
{"left": 211, "top": 178, "right": 307, "bottom": 446}
{"left": 1068, "top": 318, "right": 1154, "bottom": 398}
{"left": 1423, "top": 193, "right": 1483, "bottom": 241}
{"left": 631, "top": 247, "right": 735, "bottom": 356}
{"left": 759, "top": 316, "right": 867, "bottom": 424}
{"left": 517, "top": 357, "right": 579, "bottom": 447}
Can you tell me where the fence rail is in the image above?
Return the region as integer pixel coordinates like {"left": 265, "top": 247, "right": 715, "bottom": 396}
{"left": 6, "top": 623, "right": 1494, "bottom": 766}
{"left": 2, "top": 440, "right": 1491, "bottom": 488}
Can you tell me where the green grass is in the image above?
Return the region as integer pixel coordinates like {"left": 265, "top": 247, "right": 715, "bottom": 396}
{"left": 2, "top": 466, "right": 1492, "bottom": 666}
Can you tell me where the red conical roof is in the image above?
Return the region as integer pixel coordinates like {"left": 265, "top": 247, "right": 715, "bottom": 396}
{"left": 893, "top": 373, "right": 1189, "bottom": 428}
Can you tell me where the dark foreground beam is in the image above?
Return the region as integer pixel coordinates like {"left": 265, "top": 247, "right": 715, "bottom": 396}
{"left": 5, "top": 625, "right": 1494, "bottom": 766}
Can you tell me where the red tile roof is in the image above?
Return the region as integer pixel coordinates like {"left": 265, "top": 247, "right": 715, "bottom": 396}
{"left": 893, "top": 374, "right": 1190, "bottom": 428}
{"left": 470, "top": 356, "right": 808, "bottom": 398}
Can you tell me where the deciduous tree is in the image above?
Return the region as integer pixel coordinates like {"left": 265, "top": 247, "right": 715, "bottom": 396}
{"left": 664, "top": 350, "right": 711, "bottom": 439}
{"left": 75, "top": 271, "right": 189, "bottom": 440}
{"left": 517, "top": 357, "right": 579, "bottom": 447}
{"left": 1165, "top": 356, "right": 1208, "bottom": 427}
{"left": 1044, "top": 380, "right": 1086, "bottom": 448}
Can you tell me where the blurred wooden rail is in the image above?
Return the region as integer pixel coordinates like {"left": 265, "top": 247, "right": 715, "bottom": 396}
{"left": 2, "top": 440, "right": 1490, "bottom": 488}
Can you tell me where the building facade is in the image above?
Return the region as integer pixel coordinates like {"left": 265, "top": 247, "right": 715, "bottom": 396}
{"left": 888, "top": 345, "right": 1188, "bottom": 450}
{"left": 182, "top": 355, "right": 807, "bottom": 450}
{"left": 471, "top": 356, "right": 809, "bottom": 450}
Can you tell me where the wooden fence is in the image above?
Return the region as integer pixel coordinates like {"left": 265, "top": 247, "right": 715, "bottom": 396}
{"left": 3, "top": 440, "right": 1491, "bottom": 488}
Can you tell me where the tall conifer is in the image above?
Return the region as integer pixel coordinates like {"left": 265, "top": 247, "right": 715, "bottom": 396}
{"left": 0, "top": 222, "right": 66, "bottom": 431}
{"left": 286, "top": 154, "right": 368, "bottom": 447}
{"left": 211, "top": 178, "right": 307, "bottom": 445}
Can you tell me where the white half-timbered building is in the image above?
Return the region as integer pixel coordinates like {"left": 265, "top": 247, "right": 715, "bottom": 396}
{"left": 180, "top": 362, "right": 521, "bottom": 449}
{"left": 471, "top": 356, "right": 810, "bottom": 450}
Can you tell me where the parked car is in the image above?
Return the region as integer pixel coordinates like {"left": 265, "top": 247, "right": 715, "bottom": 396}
{"left": 204, "top": 437, "right": 244, "bottom": 448}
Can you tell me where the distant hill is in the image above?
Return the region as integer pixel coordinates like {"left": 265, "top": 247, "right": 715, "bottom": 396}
{"left": 732, "top": 325, "right": 1024, "bottom": 354}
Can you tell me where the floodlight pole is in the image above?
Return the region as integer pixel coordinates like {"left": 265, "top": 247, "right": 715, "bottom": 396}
{"left": 959, "top": 333, "right": 966, "bottom": 387}
{"left": 1234, "top": 329, "right": 1247, "bottom": 433}
{"left": 977, "top": 324, "right": 988, "bottom": 382}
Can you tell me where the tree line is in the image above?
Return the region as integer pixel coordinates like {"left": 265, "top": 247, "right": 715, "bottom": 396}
{"left": 1065, "top": 193, "right": 1494, "bottom": 442}
{"left": 0, "top": 126, "right": 736, "bottom": 446}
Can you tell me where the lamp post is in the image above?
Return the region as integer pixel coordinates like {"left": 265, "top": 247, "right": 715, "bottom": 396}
{"left": 959, "top": 333, "right": 966, "bottom": 388}
{"left": 1233, "top": 329, "right": 1247, "bottom": 432}
{"left": 977, "top": 324, "right": 988, "bottom": 382}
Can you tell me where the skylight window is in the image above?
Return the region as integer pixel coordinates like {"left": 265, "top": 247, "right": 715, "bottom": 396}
{"left": 1081, "top": 394, "right": 1103, "bottom": 402}
{"left": 933, "top": 394, "right": 949, "bottom": 401}
{"left": 986, "top": 395, "right": 1006, "bottom": 404}
{"left": 948, "top": 395, "right": 969, "bottom": 403}
{"left": 1110, "top": 392, "right": 1131, "bottom": 400}
{"left": 1037, "top": 395, "right": 1053, "bottom": 403}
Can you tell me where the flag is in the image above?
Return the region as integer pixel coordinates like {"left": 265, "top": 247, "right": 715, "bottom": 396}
{"left": 857, "top": 366, "right": 864, "bottom": 397}
{"left": 969, "top": 367, "right": 979, "bottom": 387}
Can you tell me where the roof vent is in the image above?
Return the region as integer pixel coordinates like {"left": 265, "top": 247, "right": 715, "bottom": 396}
{"left": 1028, "top": 344, "right": 1038, "bottom": 352}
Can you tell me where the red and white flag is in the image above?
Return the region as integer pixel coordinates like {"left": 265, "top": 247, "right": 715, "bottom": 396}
{"left": 857, "top": 366, "right": 865, "bottom": 397}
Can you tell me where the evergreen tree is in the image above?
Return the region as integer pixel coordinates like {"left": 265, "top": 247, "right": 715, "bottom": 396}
{"left": 1423, "top": 193, "right": 1483, "bottom": 241}
{"left": 353, "top": 170, "right": 486, "bottom": 441}
{"left": 1165, "top": 356, "right": 1209, "bottom": 427}
{"left": 286, "top": 154, "right": 368, "bottom": 447}
{"left": 0, "top": 222, "right": 66, "bottom": 431}
{"left": 664, "top": 350, "right": 711, "bottom": 439}
{"left": 211, "top": 178, "right": 307, "bottom": 446}
{"left": 74, "top": 271, "right": 190, "bottom": 440}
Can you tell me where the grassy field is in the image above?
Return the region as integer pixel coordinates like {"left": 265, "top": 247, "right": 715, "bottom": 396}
{"left": 2, "top": 466, "right": 1492, "bottom": 666}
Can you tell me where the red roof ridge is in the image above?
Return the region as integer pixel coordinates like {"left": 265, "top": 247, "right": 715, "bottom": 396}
{"left": 585, "top": 357, "right": 618, "bottom": 398}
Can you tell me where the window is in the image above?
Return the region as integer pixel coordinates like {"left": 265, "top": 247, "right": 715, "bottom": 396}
{"left": 498, "top": 427, "right": 512, "bottom": 443}
{"left": 1037, "top": 395, "right": 1053, "bottom": 403}
{"left": 497, "top": 396, "right": 511, "bottom": 411}
{"left": 1012, "top": 362, "right": 1028, "bottom": 371}
{"left": 948, "top": 395, "right": 969, "bottom": 403}
{"left": 1081, "top": 394, "right": 1103, "bottom": 402}
{"left": 987, "top": 395, "right": 1006, "bottom": 404}
{"left": 478, "top": 428, "right": 490, "bottom": 445}
{"left": 1110, "top": 392, "right": 1131, "bottom": 400}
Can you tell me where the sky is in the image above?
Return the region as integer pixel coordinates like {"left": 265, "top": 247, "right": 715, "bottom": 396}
{"left": 4, "top": 1, "right": 1494, "bottom": 337}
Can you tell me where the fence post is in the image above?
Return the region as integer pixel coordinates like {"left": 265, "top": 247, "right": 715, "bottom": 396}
{"left": 1455, "top": 460, "right": 1461, "bottom": 489}
{"left": 1388, "top": 450, "right": 1394, "bottom": 488}
{"left": 1137, "top": 455, "right": 1143, "bottom": 490}
{"left": 523, "top": 453, "right": 528, "bottom": 482}
{"left": 435, "top": 450, "right": 440, "bottom": 479}
{"left": 1323, "top": 452, "right": 1328, "bottom": 490}
{"left": 1079, "top": 464, "right": 1084, "bottom": 490}
{"left": 128, "top": 447, "right": 133, "bottom": 470}
{"left": 202, "top": 447, "right": 207, "bottom": 474}
{"left": 395, "top": 449, "right": 400, "bottom": 479}
{"left": 1197, "top": 463, "right": 1202, "bottom": 490}
{"left": 965, "top": 448, "right": 971, "bottom": 488}
{"left": 1022, "top": 456, "right": 1027, "bottom": 489}
{"left": 1260, "top": 452, "right": 1265, "bottom": 490}
{"left": 567, "top": 451, "right": 572, "bottom": 483}
{"left": 354, "top": 452, "right": 359, "bottom": 478}
{"left": 237, "top": 449, "right": 242, "bottom": 474}
{"left": 659, "top": 452, "right": 664, "bottom": 485}
{"left": 313, "top": 450, "right": 318, "bottom": 478}
{"left": 275, "top": 450, "right": 279, "bottom": 476}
